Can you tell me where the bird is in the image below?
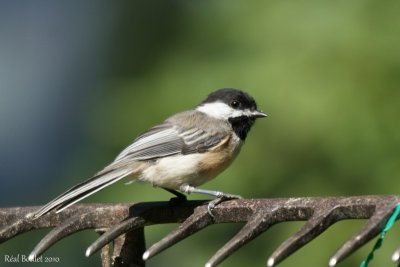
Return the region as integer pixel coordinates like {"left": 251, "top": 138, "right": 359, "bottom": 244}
{"left": 30, "top": 88, "right": 267, "bottom": 219}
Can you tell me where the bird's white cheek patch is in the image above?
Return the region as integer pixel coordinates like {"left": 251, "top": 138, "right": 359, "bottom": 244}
{"left": 196, "top": 102, "right": 250, "bottom": 119}
{"left": 196, "top": 102, "right": 234, "bottom": 120}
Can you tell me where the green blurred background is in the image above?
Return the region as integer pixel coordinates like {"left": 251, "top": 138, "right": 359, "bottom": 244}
{"left": 1, "top": 1, "right": 400, "bottom": 267}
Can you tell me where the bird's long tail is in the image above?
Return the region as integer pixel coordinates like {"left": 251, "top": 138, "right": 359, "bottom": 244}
{"left": 31, "top": 166, "right": 135, "bottom": 219}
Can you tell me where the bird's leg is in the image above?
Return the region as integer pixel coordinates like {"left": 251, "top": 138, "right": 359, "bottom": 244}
{"left": 162, "top": 188, "right": 187, "bottom": 205}
{"left": 179, "top": 185, "right": 242, "bottom": 216}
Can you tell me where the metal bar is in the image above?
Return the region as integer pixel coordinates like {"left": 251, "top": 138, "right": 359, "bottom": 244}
{"left": 1, "top": 196, "right": 399, "bottom": 267}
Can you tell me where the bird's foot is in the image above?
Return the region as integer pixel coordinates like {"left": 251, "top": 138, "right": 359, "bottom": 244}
{"left": 207, "top": 193, "right": 242, "bottom": 217}
{"left": 178, "top": 185, "right": 242, "bottom": 217}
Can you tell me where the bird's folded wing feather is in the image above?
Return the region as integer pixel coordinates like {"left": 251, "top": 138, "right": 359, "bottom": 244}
{"left": 115, "top": 122, "right": 227, "bottom": 161}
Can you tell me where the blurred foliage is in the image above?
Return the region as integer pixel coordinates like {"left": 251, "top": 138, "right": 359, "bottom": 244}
{"left": 2, "top": 1, "right": 400, "bottom": 267}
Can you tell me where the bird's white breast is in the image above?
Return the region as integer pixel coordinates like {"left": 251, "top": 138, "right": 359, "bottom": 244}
{"left": 139, "top": 153, "right": 210, "bottom": 189}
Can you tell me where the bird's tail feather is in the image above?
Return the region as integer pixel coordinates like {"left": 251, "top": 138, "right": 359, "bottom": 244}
{"left": 31, "top": 167, "right": 134, "bottom": 219}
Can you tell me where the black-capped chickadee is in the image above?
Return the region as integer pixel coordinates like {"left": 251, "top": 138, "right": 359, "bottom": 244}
{"left": 31, "top": 88, "right": 267, "bottom": 219}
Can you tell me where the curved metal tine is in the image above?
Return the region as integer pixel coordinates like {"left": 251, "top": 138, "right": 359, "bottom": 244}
{"left": 392, "top": 248, "right": 400, "bottom": 263}
{"left": 28, "top": 211, "right": 98, "bottom": 261}
{"left": 205, "top": 211, "right": 273, "bottom": 267}
{"left": 86, "top": 216, "right": 146, "bottom": 257}
{"left": 329, "top": 204, "right": 397, "bottom": 267}
{"left": 267, "top": 209, "right": 337, "bottom": 267}
{"left": 143, "top": 206, "right": 213, "bottom": 261}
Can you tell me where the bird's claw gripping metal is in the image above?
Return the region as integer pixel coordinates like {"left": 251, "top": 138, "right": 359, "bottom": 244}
{"left": 207, "top": 193, "right": 242, "bottom": 217}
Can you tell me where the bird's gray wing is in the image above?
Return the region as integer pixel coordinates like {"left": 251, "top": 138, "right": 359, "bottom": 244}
{"left": 32, "top": 121, "right": 227, "bottom": 219}
{"left": 114, "top": 121, "right": 228, "bottom": 162}
{"left": 114, "top": 123, "right": 184, "bottom": 162}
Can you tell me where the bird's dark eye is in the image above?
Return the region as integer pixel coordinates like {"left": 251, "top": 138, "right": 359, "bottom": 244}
{"left": 230, "top": 100, "right": 241, "bottom": 109}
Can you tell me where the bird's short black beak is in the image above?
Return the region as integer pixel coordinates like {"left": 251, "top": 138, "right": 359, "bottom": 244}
{"left": 250, "top": 110, "right": 267, "bottom": 118}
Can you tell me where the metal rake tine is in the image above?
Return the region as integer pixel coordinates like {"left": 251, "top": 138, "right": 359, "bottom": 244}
{"left": 392, "top": 248, "right": 400, "bottom": 263}
{"left": 28, "top": 212, "right": 97, "bottom": 261}
{"left": 86, "top": 216, "right": 146, "bottom": 257}
{"left": 205, "top": 211, "right": 273, "bottom": 267}
{"left": 329, "top": 204, "right": 396, "bottom": 267}
{"left": 143, "top": 207, "right": 213, "bottom": 261}
{"left": 267, "top": 210, "right": 336, "bottom": 267}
